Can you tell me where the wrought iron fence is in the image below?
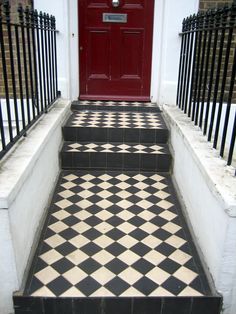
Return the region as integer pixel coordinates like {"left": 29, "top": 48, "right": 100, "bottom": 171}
{"left": 0, "top": 0, "right": 59, "bottom": 159}
{"left": 177, "top": 4, "right": 236, "bottom": 167}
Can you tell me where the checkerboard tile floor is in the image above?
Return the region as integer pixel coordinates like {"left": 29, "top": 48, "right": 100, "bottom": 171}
{"left": 63, "top": 142, "right": 168, "bottom": 155}
{"left": 26, "top": 171, "right": 210, "bottom": 298}
{"left": 68, "top": 111, "right": 165, "bottom": 129}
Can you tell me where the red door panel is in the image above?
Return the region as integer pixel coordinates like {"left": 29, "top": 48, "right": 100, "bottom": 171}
{"left": 79, "top": 0, "right": 154, "bottom": 101}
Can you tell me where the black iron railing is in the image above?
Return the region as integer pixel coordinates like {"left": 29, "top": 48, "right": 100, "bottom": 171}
{"left": 177, "top": 4, "right": 236, "bottom": 167}
{"left": 0, "top": 0, "right": 59, "bottom": 159}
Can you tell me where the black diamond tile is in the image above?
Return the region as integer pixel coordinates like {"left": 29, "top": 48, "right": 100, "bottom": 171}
{"left": 107, "top": 216, "right": 124, "bottom": 227}
{"left": 189, "top": 276, "right": 205, "bottom": 293}
{"left": 80, "top": 242, "right": 101, "bottom": 256}
{"left": 28, "top": 277, "right": 43, "bottom": 294}
{"left": 79, "top": 258, "right": 101, "bottom": 274}
{"left": 162, "top": 277, "right": 187, "bottom": 295}
{"left": 127, "top": 195, "right": 143, "bottom": 204}
{"left": 132, "top": 258, "right": 155, "bottom": 275}
{"left": 129, "top": 229, "right": 149, "bottom": 241}
{"left": 131, "top": 243, "right": 151, "bottom": 256}
{"left": 156, "top": 242, "right": 176, "bottom": 256}
{"left": 76, "top": 276, "right": 101, "bottom": 296}
{"left": 59, "top": 228, "right": 78, "bottom": 240}
{"left": 106, "top": 258, "right": 127, "bottom": 275}
{"left": 105, "top": 276, "right": 130, "bottom": 295}
{"left": 152, "top": 229, "right": 172, "bottom": 241}
{"left": 106, "top": 242, "right": 126, "bottom": 256}
{"left": 34, "top": 259, "right": 48, "bottom": 273}
{"left": 39, "top": 243, "right": 52, "bottom": 255}
{"left": 151, "top": 216, "right": 168, "bottom": 227}
{"left": 128, "top": 216, "right": 146, "bottom": 227}
{"left": 106, "top": 228, "right": 126, "bottom": 241}
{"left": 56, "top": 242, "right": 77, "bottom": 256}
{"left": 51, "top": 258, "right": 74, "bottom": 274}
{"left": 158, "top": 258, "right": 181, "bottom": 274}
{"left": 106, "top": 205, "right": 123, "bottom": 215}
{"left": 133, "top": 277, "right": 157, "bottom": 295}
{"left": 47, "top": 276, "right": 72, "bottom": 296}
{"left": 83, "top": 228, "right": 102, "bottom": 241}
{"left": 107, "top": 195, "right": 123, "bottom": 204}
{"left": 84, "top": 216, "right": 103, "bottom": 226}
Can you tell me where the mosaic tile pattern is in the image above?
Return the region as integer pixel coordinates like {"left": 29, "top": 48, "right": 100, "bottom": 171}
{"left": 26, "top": 171, "right": 210, "bottom": 298}
{"left": 63, "top": 142, "right": 169, "bottom": 155}
{"left": 68, "top": 112, "right": 165, "bottom": 129}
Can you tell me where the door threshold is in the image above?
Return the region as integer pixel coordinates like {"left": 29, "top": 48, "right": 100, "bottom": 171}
{"left": 79, "top": 95, "right": 151, "bottom": 102}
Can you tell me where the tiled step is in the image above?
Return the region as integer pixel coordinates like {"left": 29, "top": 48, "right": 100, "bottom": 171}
{"left": 71, "top": 100, "right": 161, "bottom": 113}
{"left": 63, "top": 111, "right": 169, "bottom": 143}
{"left": 14, "top": 171, "right": 221, "bottom": 314}
{"left": 61, "top": 142, "right": 172, "bottom": 171}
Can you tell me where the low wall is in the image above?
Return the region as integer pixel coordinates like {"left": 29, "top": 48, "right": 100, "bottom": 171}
{"left": 0, "top": 99, "right": 70, "bottom": 314}
{"left": 163, "top": 104, "right": 236, "bottom": 314}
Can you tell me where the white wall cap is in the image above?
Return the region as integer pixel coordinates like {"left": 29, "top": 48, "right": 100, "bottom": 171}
{"left": 163, "top": 104, "right": 236, "bottom": 217}
{"left": 0, "top": 100, "right": 71, "bottom": 209}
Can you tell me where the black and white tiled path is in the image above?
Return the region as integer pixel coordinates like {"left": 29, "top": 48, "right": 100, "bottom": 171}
{"left": 25, "top": 171, "right": 210, "bottom": 298}
{"left": 15, "top": 102, "right": 221, "bottom": 314}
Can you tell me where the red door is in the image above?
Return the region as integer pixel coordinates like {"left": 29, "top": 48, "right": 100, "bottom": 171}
{"left": 79, "top": 0, "right": 154, "bottom": 101}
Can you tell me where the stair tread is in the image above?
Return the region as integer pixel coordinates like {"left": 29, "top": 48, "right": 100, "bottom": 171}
{"left": 65, "top": 111, "right": 168, "bottom": 130}
{"left": 24, "top": 170, "right": 212, "bottom": 298}
{"left": 62, "top": 142, "right": 171, "bottom": 155}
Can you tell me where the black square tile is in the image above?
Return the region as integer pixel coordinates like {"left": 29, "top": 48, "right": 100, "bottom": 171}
{"left": 76, "top": 276, "right": 101, "bottom": 296}
{"left": 91, "top": 128, "right": 108, "bottom": 142}
{"left": 63, "top": 127, "right": 76, "bottom": 141}
{"left": 76, "top": 128, "right": 92, "bottom": 142}
{"left": 132, "top": 298, "right": 162, "bottom": 314}
{"left": 132, "top": 258, "right": 154, "bottom": 275}
{"left": 79, "top": 258, "right": 101, "bottom": 274}
{"left": 14, "top": 297, "right": 44, "bottom": 314}
{"left": 44, "top": 298, "right": 73, "bottom": 314}
{"left": 124, "top": 128, "right": 140, "bottom": 142}
{"left": 108, "top": 128, "right": 124, "bottom": 142}
{"left": 140, "top": 155, "right": 156, "bottom": 171}
{"left": 191, "top": 297, "right": 222, "bottom": 314}
{"left": 47, "top": 276, "right": 72, "bottom": 296}
{"left": 156, "top": 155, "right": 172, "bottom": 172}
{"left": 90, "top": 153, "right": 107, "bottom": 168}
{"left": 51, "top": 258, "right": 74, "bottom": 274}
{"left": 73, "top": 299, "right": 101, "bottom": 314}
{"left": 162, "top": 297, "right": 192, "bottom": 314}
{"left": 61, "top": 152, "right": 73, "bottom": 169}
{"left": 73, "top": 153, "right": 90, "bottom": 168}
{"left": 105, "top": 298, "right": 132, "bottom": 314}
{"left": 105, "top": 277, "right": 130, "bottom": 295}
{"left": 107, "top": 153, "right": 123, "bottom": 169}
{"left": 106, "top": 258, "right": 127, "bottom": 275}
{"left": 124, "top": 154, "right": 140, "bottom": 170}
{"left": 140, "top": 129, "right": 156, "bottom": 143}
{"left": 133, "top": 277, "right": 157, "bottom": 295}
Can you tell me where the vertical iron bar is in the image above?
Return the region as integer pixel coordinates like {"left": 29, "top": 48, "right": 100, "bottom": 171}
{"left": 44, "top": 13, "right": 50, "bottom": 110}
{"left": 204, "top": 9, "right": 219, "bottom": 135}
{"left": 227, "top": 112, "right": 236, "bottom": 165}
{"left": 188, "top": 15, "right": 198, "bottom": 117}
{"left": 214, "top": 7, "right": 232, "bottom": 149}
{"left": 4, "top": 1, "right": 20, "bottom": 134}
{"left": 179, "top": 19, "right": 187, "bottom": 109}
{"left": 35, "top": 10, "right": 43, "bottom": 112}
{"left": 192, "top": 13, "right": 203, "bottom": 122}
{"left": 195, "top": 13, "right": 207, "bottom": 125}
{"left": 47, "top": 14, "right": 53, "bottom": 103}
{"left": 18, "top": 4, "right": 31, "bottom": 125}
{"left": 25, "top": 6, "right": 36, "bottom": 119}
{"left": 0, "top": 1, "right": 13, "bottom": 141}
{"left": 53, "top": 16, "right": 58, "bottom": 96}
{"left": 0, "top": 99, "right": 6, "bottom": 149}
{"left": 184, "top": 16, "right": 195, "bottom": 113}
{"left": 15, "top": 25, "right": 26, "bottom": 130}
{"left": 50, "top": 15, "right": 55, "bottom": 100}
{"left": 40, "top": 12, "right": 47, "bottom": 112}
{"left": 176, "top": 21, "right": 185, "bottom": 107}
{"left": 181, "top": 18, "right": 191, "bottom": 111}
{"left": 199, "top": 10, "right": 213, "bottom": 128}
{"left": 31, "top": 9, "right": 39, "bottom": 116}
{"left": 208, "top": 9, "right": 225, "bottom": 141}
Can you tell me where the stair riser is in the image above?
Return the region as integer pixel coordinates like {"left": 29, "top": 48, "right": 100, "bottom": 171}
{"left": 14, "top": 296, "right": 222, "bottom": 314}
{"left": 63, "top": 127, "right": 169, "bottom": 144}
{"left": 71, "top": 104, "right": 161, "bottom": 113}
{"left": 61, "top": 152, "right": 172, "bottom": 171}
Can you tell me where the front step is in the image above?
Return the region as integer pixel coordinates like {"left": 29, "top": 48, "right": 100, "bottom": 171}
{"left": 14, "top": 170, "right": 221, "bottom": 314}
{"left": 61, "top": 142, "right": 172, "bottom": 171}
{"left": 71, "top": 100, "right": 161, "bottom": 113}
{"left": 63, "top": 111, "right": 169, "bottom": 143}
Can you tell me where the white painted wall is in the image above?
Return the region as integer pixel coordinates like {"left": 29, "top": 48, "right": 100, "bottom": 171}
{"left": 0, "top": 100, "right": 70, "bottom": 314}
{"left": 163, "top": 104, "right": 236, "bottom": 314}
